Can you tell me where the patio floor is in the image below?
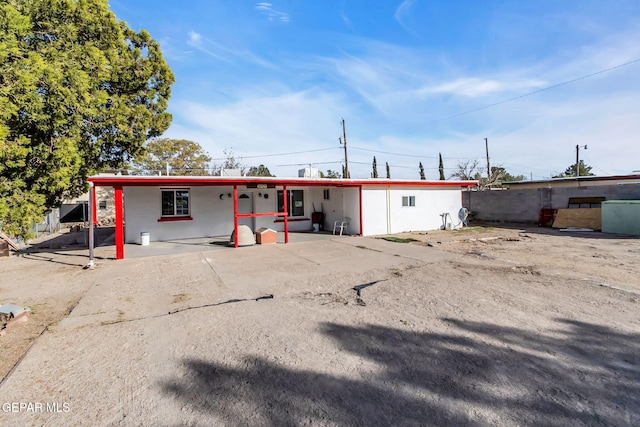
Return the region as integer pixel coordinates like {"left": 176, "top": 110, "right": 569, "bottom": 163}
{"left": 94, "top": 230, "right": 349, "bottom": 260}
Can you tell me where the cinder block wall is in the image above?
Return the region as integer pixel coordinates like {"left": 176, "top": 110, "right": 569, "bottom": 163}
{"left": 462, "top": 184, "right": 640, "bottom": 223}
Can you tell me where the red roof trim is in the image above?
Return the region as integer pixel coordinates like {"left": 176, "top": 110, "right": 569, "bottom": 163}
{"left": 88, "top": 176, "right": 478, "bottom": 188}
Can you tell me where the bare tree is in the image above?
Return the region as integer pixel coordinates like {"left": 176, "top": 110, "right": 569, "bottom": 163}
{"left": 211, "top": 148, "right": 247, "bottom": 176}
{"left": 450, "top": 160, "right": 482, "bottom": 181}
{"left": 450, "top": 160, "right": 521, "bottom": 189}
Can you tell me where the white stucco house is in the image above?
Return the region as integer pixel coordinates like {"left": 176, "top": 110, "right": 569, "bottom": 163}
{"left": 87, "top": 175, "right": 477, "bottom": 259}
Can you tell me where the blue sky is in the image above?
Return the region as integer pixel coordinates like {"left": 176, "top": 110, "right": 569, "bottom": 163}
{"left": 110, "top": 0, "right": 640, "bottom": 179}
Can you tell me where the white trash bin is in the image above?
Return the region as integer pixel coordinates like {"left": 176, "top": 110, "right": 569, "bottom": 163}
{"left": 140, "top": 232, "right": 150, "bottom": 246}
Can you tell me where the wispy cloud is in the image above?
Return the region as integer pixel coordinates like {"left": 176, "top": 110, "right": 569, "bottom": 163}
{"left": 186, "top": 30, "right": 274, "bottom": 68}
{"left": 394, "top": 0, "right": 417, "bottom": 35}
{"left": 255, "top": 2, "right": 290, "bottom": 23}
{"left": 424, "top": 78, "right": 547, "bottom": 97}
{"left": 340, "top": 9, "right": 353, "bottom": 31}
{"left": 187, "top": 31, "right": 231, "bottom": 62}
{"left": 167, "top": 88, "right": 346, "bottom": 166}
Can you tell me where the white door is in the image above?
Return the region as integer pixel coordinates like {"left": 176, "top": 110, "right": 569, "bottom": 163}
{"left": 238, "top": 193, "right": 254, "bottom": 230}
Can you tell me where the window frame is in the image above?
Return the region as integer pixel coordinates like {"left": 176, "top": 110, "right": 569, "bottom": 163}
{"left": 277, "top": 189, "right": 305, "bottom": 217}
{"left": 402, "top": 195, "right": 416, "bottom": 207}
{"left": 161, "top": 188, "right": 191, "bottom": 217}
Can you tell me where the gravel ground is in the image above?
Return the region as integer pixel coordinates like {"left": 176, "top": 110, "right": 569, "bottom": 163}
{"left": 0, "top": 226, "right": 638, "bottom": 426}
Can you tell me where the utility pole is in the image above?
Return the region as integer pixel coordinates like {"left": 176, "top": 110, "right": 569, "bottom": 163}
{"left": 575, "top": 144, "right": 587, "bottom": 177}
{"left": 485, "top": 137, "right": 491, "bottom": 183}
{"left": 341, "top": 118, "right": 349, "bottom": 178}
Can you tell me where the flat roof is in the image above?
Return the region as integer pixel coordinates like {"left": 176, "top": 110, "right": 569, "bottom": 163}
{"left": 506, "top": 174, "right": 640, "bottom": 186}
{"left": 88, "top": 175, "right": 478, "bottom": 188}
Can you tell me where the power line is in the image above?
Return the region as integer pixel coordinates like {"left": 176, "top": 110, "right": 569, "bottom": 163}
{"left": 582, "top": 157, "right": 611, "bottom": 176}
{"left": 350, "top": 146, "right": 476, "bottom": 160}
{"left": 274, "top": 160, "right": 343, "bottom": 167}
{"left": 351, "top": 146, "right": 435, "bottom": 158}
{"left": 434, "top": 57, "right": 640, "bottom": 121}
{"left": 350, "top": 160, "right": 436, "bottom": 170}
{"left": 208, "top": 146, "right": 339, "bottom": 162}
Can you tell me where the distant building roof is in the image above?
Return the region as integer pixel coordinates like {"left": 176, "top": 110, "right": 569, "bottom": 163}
{"left": 505, "top": 174, "right": 640, "bottom": 189}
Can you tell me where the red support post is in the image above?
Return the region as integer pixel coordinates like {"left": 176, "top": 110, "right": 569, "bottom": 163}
{"left": 233, "top": 186, "right": 239, "bottom": 248}
{"left": 283, "top": 185, "right": 289, "bottom": 243}
{"left": 114, "top": 186, "right": 124, "bottom": 260}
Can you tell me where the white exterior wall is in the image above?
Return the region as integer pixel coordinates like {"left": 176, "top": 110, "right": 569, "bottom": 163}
{"left": 361, "top": 187, "right": 390, "bottom": 236}
{"left": 124, "top": 186, "right": 235, "bottom": 243}
{"left": 343, "top": 187, "right": 361, "bottom": 235}
{"left": 123, "top": 186, "right": 320, "bottom": 243}
{"left": 316, "top": 187, "right": 341, "bottom": 231}
{"left": 122, "top": 183, "right": 464, "bottom": 242}
{"left": 361, "top": 185, "right": 464, "bottom": 236}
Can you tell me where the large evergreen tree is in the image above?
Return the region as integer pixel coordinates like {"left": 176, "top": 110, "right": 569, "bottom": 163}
{"left": 247, "top": 164, "right": 274, "bottom": 177}
{"left": 0, "top": 0, "right": 174, "bottom": 236}
{"left": 553, "top": 161, "right": 595, "bottom": 178}
{"left": 438, "top": 153, "right": 445, "bottom": 180}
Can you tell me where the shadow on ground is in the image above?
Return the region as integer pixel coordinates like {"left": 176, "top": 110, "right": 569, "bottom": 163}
{"left": 12, "top": 227, "right": 117, "bottom": 266}
{"left": 161, "top": 318, "right": 640, "bottom": 426}
{"left": 27, "top": 227, "right": 115, "bottom": 251}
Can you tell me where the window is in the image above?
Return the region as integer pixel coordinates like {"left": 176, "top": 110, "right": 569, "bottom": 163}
{"left": 277, "top": 190, "right": 304, "bottom": 217}
{"left": 161, "top": 189, "right": 190, "bottom": 216}
{"left": 402, "top": 196, "right": 415, "bottom": 207}
{"left": 323, "top": 189, "right": 330, "bottom": 200}
{"left": 98, "top": 201, "right": 107, "bottom": 210}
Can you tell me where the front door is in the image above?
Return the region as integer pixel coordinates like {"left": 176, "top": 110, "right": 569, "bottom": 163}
{"left": 238, "top": 192, "right": 254, "bottom": 230}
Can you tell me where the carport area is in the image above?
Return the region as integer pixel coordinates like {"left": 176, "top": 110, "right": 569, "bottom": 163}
{"left": 94, "top": 230, "right": 345, "bottom": 259}
{"left": 86, "top": 174, "right": 476, "bottom": 262}
{"left": 86, "top": 175, "right": 366, "bottom": 261}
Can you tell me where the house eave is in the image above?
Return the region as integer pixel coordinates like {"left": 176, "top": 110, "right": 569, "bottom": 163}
{"left": 88, "top": 175, "right": 479, "bottom": 188}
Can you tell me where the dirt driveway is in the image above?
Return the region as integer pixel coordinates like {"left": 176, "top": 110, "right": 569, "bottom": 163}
{"left": 1, "top": 226, "right": 638, "bottom": 426}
